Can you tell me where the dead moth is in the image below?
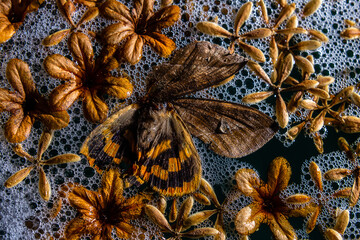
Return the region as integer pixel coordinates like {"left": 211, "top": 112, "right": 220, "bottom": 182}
{"left": 81, "top": 41, "right": 278, "bottom": 197}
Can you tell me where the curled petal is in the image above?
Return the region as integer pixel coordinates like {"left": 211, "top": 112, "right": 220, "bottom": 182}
{"left": 34, "top": 110, "right": 70, "bottom": 130}
{"left": 143, "top": 32, "right": 176, "bottom": 58}
{"left": 235, "top": 204, "right": 265, "bottom": 235}
{"left": 0, "top": 88, "right": 23, "bottom": 111}
{"left": 82, "top": 90, "right": 109, "bottom": 123}
{"left": 65, "top": 216, "right": 93, "bottom": 239}
{"left": 286, "top": 121, "right": 305, "bottom": 141}
{"left": 306, "top": 206, "right": 320, "bottom": 233}
{"left": 100, "top": 169, "right": 124, "bottom": 204}
{"left": 269, "top": 212, "right": 297, "bottom": 240}
{"left": 69, "top": 186, "right": 99, "bottom": 218}
{"left": 235, "top": 168, "right": 261, "bottom": 197}
{"left": 123, "top": 34, "right": 144, "bottom": 65}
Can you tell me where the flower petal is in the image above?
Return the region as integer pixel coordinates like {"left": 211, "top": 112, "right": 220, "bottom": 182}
{"left": 133, "top": 0, "right": 154, "bottom": 20}
{"left": 0, "top": 88, "right": 23, "bottom": 111}
{"left": 102, "top": 22, "right": 134, "bottom": 45}
{"left": 100, "top": 168, "right": 124, "bottom": 204}
{"left": 268, "top": 212, "right": 297, "bottom": 240}
{"left": 101, "top": 0, "right": 132, "bottom": 23}
{"left": 65, "top": 216, "right": 96, "bottom": 239}
{"left": 143, "top": 32, "right": 176, "bottom": 58}
{"left": 235, "top": 203, "right": 265, "bottom": 235}
{"left": 145, "top": 204, "right": 173, "bottom": 232}
{"left": 4, "top": 110, "right": 33, "bottom": 143}
{"left": 235, "top": 168, "right": 261, "bottom": 197}
{"left": 82, "top": 90, "right": 109, "bottom": 123}
{"left": 0, "top": 14, "right": 15, "bottom": 44}
{"left": 68, "top": 186, "right": 100, "bottom": 218}
{"left": 266, "top": 157, "right": 291, "bottom": 196}
{"left": 102, "top": 76, "right": 133, "bottom": 99}
{"left": 6, "top": 59, "right": 36, "bottom": 97}
{"left": 49, "top": 81, "right": 83, "bottom": 110}
{"left": 147, "top": 5, "right": 181, "bottom": 30}
{"left": 44, "top": 54, "right": 83, "bottom": 80}
{"left": 39, "top": 167, "right": 51, "bottom": 201}
{"left": 114, "top": 222, "right": 134, "bottom": 239}
{"left": 309, "top": 161, "right": 322, "bottom": 191}
{"left": 123, "top": 34, "right": 144, "bottom": 64}
{"left": 33, "top": 110, "right": 70, "bottom": 130}
{"left": 350, "top": 173, "right": 360, "bottom": 207}
{"left": 4, "top": 166, "right": 34, "bottom": 188}
{"left": 68, "top": 32, "right": 94, "bottom": 71}
{"left": 42, "top": 29, "right": 71, "bottom": 47}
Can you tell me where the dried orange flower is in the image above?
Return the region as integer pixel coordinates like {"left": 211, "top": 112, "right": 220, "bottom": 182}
{"left": 285, "top": 161, "right": 351, "bottom": 233}
{"left": 44, "top": 32, "right": 133, "bottom": 123}
{"left": 324, "top": 137, "right": 360, "bottom": 207}
{"left": 0, "top": 0, "right": 44, "bottom": 43}
{"left": 234, "top": 157, "right": 307, "bottom": 239}
{"left": 4, "top": 130, "right": 81, "bottom": 201}
{"left": 0, "top": 59, "right": 70, "bottom": 143}
{"left": 145, "top": 196, "right": 220, "bottom": 239}
{"left": 65, "top": 168, "right": 151, "bottom": 239}
{"left": 42, "top": 0, "right": 99, "bottom": 46}
{"left": 101, "top": 0, "right": 180, "bottom": 64}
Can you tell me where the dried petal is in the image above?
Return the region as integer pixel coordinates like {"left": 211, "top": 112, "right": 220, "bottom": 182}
{"left": 316, "top": 75, "right": 334, "bottom": 87}
{"left": 49, "top": 82, "right": 82, "bottom": 110}
{"left": 6, "top": 59, "right": 36, "bottom": 97}
{"left": 77, "top": 7, "right": 99, "bottom": 26}
{"left": 286, "top": 121, "right": 305, "bottom": 140}
{"left": 4, "top": 166, "right": 34, "bottom": 188}
{"left": 42, "top": 154, "right": 81, "bottom": 165}
{"left": 268, "top": 212, "right": 297, "bottom": 240}
{"left": 102, "top": 23, "right": 134, "bottom": 45}
{"left": 332, "top": 187, "right": 352, "bottom": 198}
{"left": 182, "top": 228, "right": 220, "bottom": 238}
{"left": 294, "top": 55, "right": 315, "bottom": 74}
{"left": 344, "top": 19, "right": 356, "bottom": 27}
{"left": 310, "top": 110, "right": 326, "bottom": 132}
{"left": 324, "top": 168, "right": 352, "bottom": 181}
{"left": 300, "top": 99, "right": 318, "bottom": 110}
{"left": 276, "top": 0, "right": 287, "bottom": 7}
{"left": 331, "top": 86, "right": 354, "bottom": 105}
{"left": 258, "top": 0, "right": 268, "bottom": 24}
{"left": 145, "top": 205, "right": 173, "bottom": 232}
{"left": 143, "top": 32, "right": 176, "bottom": 58}
{"left": 303, "top": 0, "right": 322, "bottom": 17}
{"left": 275, "top": 27, "right": 307, "bottom": 35}
{"left": 196, "top": 22, "right": 232, "bottom": 38}
{"left": 269, "top": 37, "right": 278, "bottom": 65}
{"left": 0, "top": 15, "right": 16, "bottom": 44}
{"left": 267, "top": 157, "right": 291, "bottom": 195}
{"left": 182, "top": 210, "right": 217, "bottom": 231}
{"left": 242, "top": 91, "right": 273, "bottom": 104}
{"left": 158, "top": 195, "right": 167, "bottom": 214}
{"left": 235, "top": 204, "right": 265, "bottom": 235}
{"left": 276, "top": 95, "right": 289, "bottom": 128}
{"left": 313, "top": 132, "right": 324, "bottom": 154}
{"left": 234, "top": 2, "right": 253, "bottom": 35}
{"left": 101, "top": 0, "right": 132, "bottom": 23}
{"left": 44, "top": 54, "right": 83, "bottom": 80}
{"left": 350, "top": 92, "right": 360, "bottom": 107}
{"left": 42, "top": 29, "right": 71, "bottom": 47}
{"left": 161, "top": 0, "right": 173, "bottom": 8}
{"left": 175, "top": 197, "right": 194, "bottom": 232}
{"left": 246, "top": 60, "right": 272, "bottom": 85}
{"left": 199, "top": 178, "right": 220, "bottom": 207}
{"left": 38, "top": 130, "right": 54, "bottom": 159}
{"left": 39, "top": 167, "right": 51, "bottom": 201}
{"left": 334, "top": 209, "right": 349, "bottom": 234}
{"left": 350, "top": 174, "right": 360, "bottom": 207}
{"left": 169, "top": 198, "right": 177, "bottom": 223}
{"left": 340, "top": 27, "right": 360, "bottom": 39}
{"left": 307, "top": 88, "right": 330, "bottom": 99}
{"left": 4, "top": 111, "right": 34, "bottom": 143}
{"left": 286, "top": 193, "right": 312, "bottom": 204}
{"left": 324, "top": 229, "right": 342, "bottom": 240}
{"left": 82, "top": 90, "right": 108, "bottom": 123}
{"left": 309, "top": 161, "right": 322, "bottom": 191}
{"left": 306, "top": 206, "right": 320, "bottom": 233}
{"left": 238, "top": 41, "right": 265, "bottom": 62}
{"left": 278, "top": 53, "right": 294, "bottom": 84}
{"left": 292, "top": 40, "right": 322, "bottom": 51}
{"left": 286, "top": 15, "right": 298, "bottom": 29}
{"left": 274, "top": 3, "right": 296, "bottom": 29}
{"left": 339, "top": 116, "right": 360, "bottom": 133}
{"left": 102, "top": 76, "right": 133, "bottom": 99}
{"left": 235, "top": 169, "right": 261, "bottom": 197}
{"left": 287, "top": 90, "right": 302, "bottom": 113}
{"left": 122, "top": 34, "right": 144, "bottom": 64}
{"left": 241, "top": 28, "right": 273, "bottom": 39}
{"left": 12, "top": 144, "right": 33, "bottom": 160}
{"left": 34, "top": 110, "right": 70, "bottom": 130}
{"left": 192, "top": 192, "right": 211, "bottom": 205}
{"left": 57, "top": 0, "right": 76, "bottom": 27}
{"left": 307, "top": 29, "right": 329, "bottom": 42}
{"left": 68, "top": 32, "right": 94, "bottom": 71}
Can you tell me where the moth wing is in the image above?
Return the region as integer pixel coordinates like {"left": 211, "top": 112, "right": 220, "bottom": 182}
{"left": 146, "top": 41, "right": 247, "bottom": 101}
{"left": 133, "top": 109, "right": 201, "bottom": 196}
{"left": 80, "top": 104, "right": 140, "bottom": 172}
{"left": 173, "top": 98, "right": 278, "bottom": 158}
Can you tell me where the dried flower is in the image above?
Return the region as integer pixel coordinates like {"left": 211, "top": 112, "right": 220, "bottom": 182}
{"left": 234, "top": 157, "right": 307, "bottom": 239}
{"left": 324, "top": 137, "right": 360, "bottom": 207}
{"left": 101, "top": 0, "right": 180, "bottom": 64}
{"left": 65, "top": 168, "right": 150, "bottom": 239}
{"left": 44, "top": 32, "right": 133, "bottom": 123}
{"left": 0, "top": 0, "right": 44, "bottom": 43}
{"left": 324, "top": 208, "right": 349, "bottom": 240}
{"left": 145, "top": 196, "right": 219, "bottom": 239}
{"left": 4, "top": 130, "right": 81, "bottom": 201}
{"left": 0, "top": 59, "right": 69, "bottom": 143}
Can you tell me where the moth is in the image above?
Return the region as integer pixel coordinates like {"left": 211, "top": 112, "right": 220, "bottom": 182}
{"left": 81, "top": 41, "right": 278, "bottom": 196}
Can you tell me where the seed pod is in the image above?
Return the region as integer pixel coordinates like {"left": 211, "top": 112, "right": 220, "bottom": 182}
{"left": 316, "top": 75, "right": 335, "bottom": 87}
{"left": 200, "top": 178, "right": 220, "bottom": 207}
{"left": 247, "top": 60, "right": 272, "bottom": 85}
{"left": 306, "top": 206, "right": 320, "bottom": 233}
{"left": 309, "top": 161, "right": 323, "bottom": 191}
{"left": 303, "top": 0, "right": 322, "bottom": 17}
{"left": 276, "top": 95, "right": 289, "bottom": 128}
{"left": 300, "top": 99, "right": 318, "bottom": 110}
{"left": 286, "top": 194, "right": 312, "bottom": 204}
{"left": 182, "top": 210, "right": 217, "bottom": 231}
{"left": 269, "top": 37, "right": 278, "bottom": 65}
{"left": 307, "top": 29, "right": 329, "bottom": 42}
{"left": 241, "top": 28, "right": 273, "bottom": 39}
{"left": 42, "top": 154, "right": 81, "bottom": 165}
{"left": 324, "top": 168, "right": 352, "bottom": 181}
{"left": 324, "top": 229, "right": 342, "bottom": 240}
{"left": 169, "top": 198, "right": 178, "bottom": 223}
{"left": 294, "top": 55, "right": 315, "bottom": 74}
{"left": 192, "top": 193, "right": 211, "bottom": 205}
{"left": 234, "top": 2, "right": 253, "bottom": 35}
{"left": 237, "top": 41, "right": 265, "bottom": 62}
{"left": 196, "top": 22, "right": 232, "bottom": 38}
{"left": 242, "top": 91, "right": 273, "bottom": 104}
{"left": 340, "top": 27, "right": 360, "bottom": 40}
{"left": 39, "top": 167, "right": 51, "bottom": 201}
{"left": 287, "top": 122, "right": 306, "bottom": 141}
{"left": 4, "top": 166, "right": 34, "bottom": 188}
{"left": 334, "top": 209, "right": 349, "bottom": 234}
{"left": 274, "top": 3, "right": 296, "bottom": 29}
{"left": 258, "top": 0, "right": 268, "bottom": 24}
{"left": 145, "top": 205, "right": 173, "bottom": 232}
{"left": 292, "top": 40, "right": 322, "bottom": 51}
